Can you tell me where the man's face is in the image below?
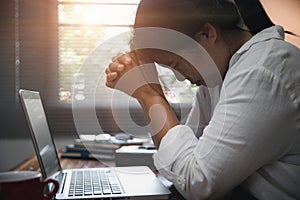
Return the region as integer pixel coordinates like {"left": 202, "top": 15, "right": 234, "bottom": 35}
{"left": 135, "top": 49, "right": 206, "bottom": 86}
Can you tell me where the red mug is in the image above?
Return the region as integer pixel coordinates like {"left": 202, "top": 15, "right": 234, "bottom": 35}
{"left": 0, "top": 171, "right": 59, "bottom": 200}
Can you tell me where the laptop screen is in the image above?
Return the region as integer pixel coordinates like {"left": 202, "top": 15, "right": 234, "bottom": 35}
{"left": 19, "top": 90, "right": 61, "bottom": 178}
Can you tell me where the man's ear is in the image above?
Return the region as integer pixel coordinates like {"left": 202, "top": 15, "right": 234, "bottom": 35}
{"left": 194, "top": 22, "right": 218, "bottom": 45}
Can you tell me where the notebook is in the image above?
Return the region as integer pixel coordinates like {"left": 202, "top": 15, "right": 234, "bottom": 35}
{"left": 19, "top": 89, "right": 171, "bottom": 200}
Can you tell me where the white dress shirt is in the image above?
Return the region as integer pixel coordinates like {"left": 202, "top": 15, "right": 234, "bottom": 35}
{"left": 153, "top": 26, "right": 300, "bottom": 200}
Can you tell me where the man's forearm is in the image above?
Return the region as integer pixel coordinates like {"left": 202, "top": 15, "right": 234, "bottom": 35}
{"left": 138, "top": 95, "right": 179, "bottom": 147}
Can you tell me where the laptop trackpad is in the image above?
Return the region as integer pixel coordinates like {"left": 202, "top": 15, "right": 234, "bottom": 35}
{"left": 113, "top": 166, "right": 171, "bottom": 196}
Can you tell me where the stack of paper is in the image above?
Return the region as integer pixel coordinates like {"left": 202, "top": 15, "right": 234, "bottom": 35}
{"left": 61, "top": 133, "right": 150, "bottom": 161}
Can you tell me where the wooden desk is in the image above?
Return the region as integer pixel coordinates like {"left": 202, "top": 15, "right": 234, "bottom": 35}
{"left": 12, "top": 153, "right": 185, "bottom": 200}
{"left": 12, "top": 154, "right": 111, "bottom": 171}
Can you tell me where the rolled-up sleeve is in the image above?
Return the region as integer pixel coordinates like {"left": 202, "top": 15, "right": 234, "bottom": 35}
{"left": 153, "top": 125, "right": 198, "bottom": 190}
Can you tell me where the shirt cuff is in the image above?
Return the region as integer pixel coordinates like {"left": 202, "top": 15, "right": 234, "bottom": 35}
{"left": 153, "top": 125, "right": 197, "bottom": 180}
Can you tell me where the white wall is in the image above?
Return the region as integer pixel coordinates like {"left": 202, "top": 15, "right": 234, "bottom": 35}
{"left": 261, "top": 0, "right": 300, "bottom": 48}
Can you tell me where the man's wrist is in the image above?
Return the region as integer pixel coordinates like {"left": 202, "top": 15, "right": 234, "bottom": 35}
{"left": 137, "top": 93, "right": 167, "bottom": 106}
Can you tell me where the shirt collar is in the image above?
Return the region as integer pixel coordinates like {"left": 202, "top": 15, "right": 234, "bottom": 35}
{"left": 229, "top": 25, "right": 285, "bottom": 66}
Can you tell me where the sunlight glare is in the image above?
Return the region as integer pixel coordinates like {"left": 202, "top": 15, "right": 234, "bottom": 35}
{"left": 79, "top": 4, "right": 138, "bottom": 26}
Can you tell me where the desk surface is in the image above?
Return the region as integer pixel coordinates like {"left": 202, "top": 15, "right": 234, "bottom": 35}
{"left": 12, "top": 153, "right": 185, "bottom": 200}
{"left": 12, "top": 154, "right": 110, "bottom": 171}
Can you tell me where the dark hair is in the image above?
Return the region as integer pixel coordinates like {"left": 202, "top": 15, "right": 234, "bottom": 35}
{"left": 234, "top": 0, "right": 274, "bottom": 35}
{"left": 234, "top": 0, "right": 297, "bottom": 36}
{"left": 133, "top": 0, "right": 275, "bottom": 38}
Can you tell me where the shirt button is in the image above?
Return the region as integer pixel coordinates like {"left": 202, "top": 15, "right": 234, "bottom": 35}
{"left": 177, "top": 178, "right": 185, "bottom": 190}
{"left": 290, "top": 93, "right": 296, "bottom": 100}
{"left": 177, "top": 178, "right": 182, "bottom": 184}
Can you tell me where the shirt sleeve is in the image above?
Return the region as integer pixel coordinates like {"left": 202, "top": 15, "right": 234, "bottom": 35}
{"left": 153, "top": 66, "right": 297, "bottom": 199}
{"left": 185, "top": 87, "right": 210, "bottom": 138}
{"left": 185, "top": 86, "right": 220, "bottom": 138}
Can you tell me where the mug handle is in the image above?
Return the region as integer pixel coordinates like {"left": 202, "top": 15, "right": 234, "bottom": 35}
{"left": 42, "top": 178, "right": 59, "bottom": 200}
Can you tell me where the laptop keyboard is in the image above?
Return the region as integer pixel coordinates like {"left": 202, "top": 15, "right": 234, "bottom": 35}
{"left": 68, "top": 169, "right": 122, "bottom": 197}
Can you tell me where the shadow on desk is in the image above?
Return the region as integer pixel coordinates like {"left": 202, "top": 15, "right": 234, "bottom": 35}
{"left": 11, "top": 153, "right": 185, "bottom": 200}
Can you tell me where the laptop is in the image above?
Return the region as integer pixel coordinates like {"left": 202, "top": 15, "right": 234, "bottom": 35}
{"left": 19, "top": 89, "right": 171, "bottom": 200}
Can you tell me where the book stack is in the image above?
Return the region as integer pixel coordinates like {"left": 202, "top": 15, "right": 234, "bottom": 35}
{"left": 115, "top": 145, "right": 157, "bottom": 170}
{"left": 61, "top": 133, "right": 150, "bottom": 161}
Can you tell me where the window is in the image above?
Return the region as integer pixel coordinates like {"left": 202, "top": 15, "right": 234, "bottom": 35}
{"left": 57, "top": 0, "right": 196, "bottom": 106}
{"left": 55, "top": 0, "right": 195, "bottom": 135}
{"left": 58, "top": 0, "right": 140, "bottom": 104}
